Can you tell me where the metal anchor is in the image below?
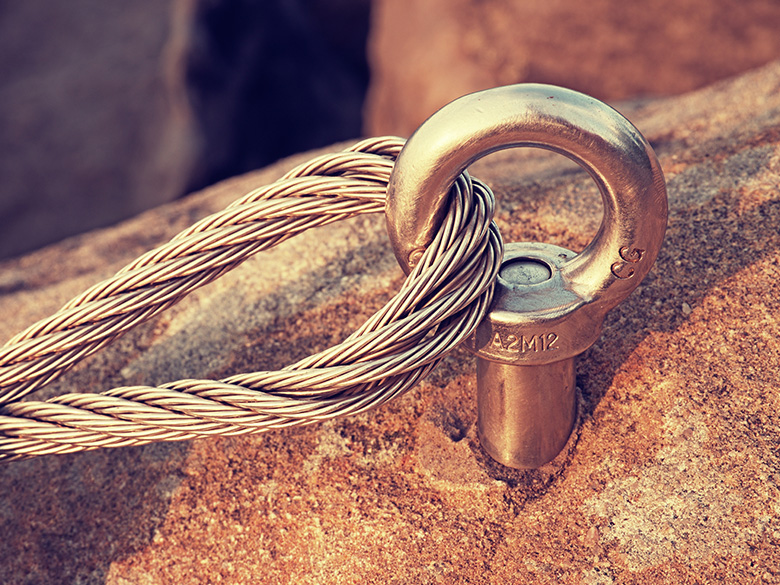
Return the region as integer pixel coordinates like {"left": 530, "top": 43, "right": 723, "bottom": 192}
{"left": 385, "top": 84, "right": 668, "bottom": 469}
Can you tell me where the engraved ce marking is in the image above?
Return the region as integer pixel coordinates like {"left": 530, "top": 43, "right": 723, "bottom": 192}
{"left": 491, "top": 332, "right": 559, "bottom": 353}
{"left": 611, "top": 246, "right": 645, "bottom": 279}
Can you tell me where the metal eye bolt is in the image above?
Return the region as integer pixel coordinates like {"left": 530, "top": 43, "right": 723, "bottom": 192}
{"left": 385, "top": 84, "right": 668, "bottom": 468}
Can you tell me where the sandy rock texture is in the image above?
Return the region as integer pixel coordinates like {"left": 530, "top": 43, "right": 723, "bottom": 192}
{"left": 365, "top": 0, "right": 780, "bottom": 136}
{"left": 1, "top": 63, "right": 779, "bottom": 583}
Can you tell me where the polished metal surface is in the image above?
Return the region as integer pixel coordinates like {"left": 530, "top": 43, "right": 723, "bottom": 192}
{"left": 386, "top": 84, "right": 668, "bottom": 469}
{"left": 478, "top": 356, "right": 575, "bottom": 469}
{"left": 471, "top": 241, "right": 582, "bottom": 468}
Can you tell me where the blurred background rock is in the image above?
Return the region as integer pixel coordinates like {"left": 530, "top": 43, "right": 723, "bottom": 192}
{"left": 2, "top": 0, "right": 780, "bottom": 260}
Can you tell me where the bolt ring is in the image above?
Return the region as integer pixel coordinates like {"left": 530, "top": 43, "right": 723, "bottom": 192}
{"left": 385, "top": 84, "right": 667, "bottom": 310}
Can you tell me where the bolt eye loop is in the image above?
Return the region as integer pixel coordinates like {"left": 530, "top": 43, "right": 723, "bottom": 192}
{"left": 385, "top": 83, "right": 667, "bottom": 311}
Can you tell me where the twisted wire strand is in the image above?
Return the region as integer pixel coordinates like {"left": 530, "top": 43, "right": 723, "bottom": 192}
{"left": 0, "top": 136, "right": 503, "bottom": 461}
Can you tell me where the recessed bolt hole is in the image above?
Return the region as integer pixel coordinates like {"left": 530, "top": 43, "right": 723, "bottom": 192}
{"left": 499, "top": 258, "right": 552, "bottom": 285}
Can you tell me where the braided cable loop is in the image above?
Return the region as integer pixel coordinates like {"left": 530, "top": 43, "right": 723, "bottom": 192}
{"left": 0, "top": 137, "right": 503, "bottom": 461}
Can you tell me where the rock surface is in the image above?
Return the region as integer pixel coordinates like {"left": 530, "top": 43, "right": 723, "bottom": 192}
{"left": 365, "top": 0, "right": 780, "bottom": 136}
{"left": 1, "top": 63, "right": 780, "bottom": 583}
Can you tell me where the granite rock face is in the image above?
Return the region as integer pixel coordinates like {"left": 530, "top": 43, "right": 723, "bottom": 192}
{"left": 1, "top": 63, "right": 780, "bottom": 583}
{"left": 365, "top": 0, "right": 780, "bottom": 136}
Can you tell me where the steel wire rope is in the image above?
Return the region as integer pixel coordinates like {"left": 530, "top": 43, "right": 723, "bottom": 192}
{"left": 0, "top": 136, "right": 503, "bottom": 461}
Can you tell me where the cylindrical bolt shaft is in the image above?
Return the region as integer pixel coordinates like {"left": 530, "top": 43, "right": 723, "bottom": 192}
{"left": 465, "top": 242, "right": 591, "bottom": 469}
{"left": 477, "top": 357, "right": 576, "bottom": 468}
